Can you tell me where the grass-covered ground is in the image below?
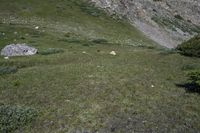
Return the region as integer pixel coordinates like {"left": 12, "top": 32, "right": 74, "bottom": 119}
{"left": 1, "top": 0, "right": 200, "bottom": 132}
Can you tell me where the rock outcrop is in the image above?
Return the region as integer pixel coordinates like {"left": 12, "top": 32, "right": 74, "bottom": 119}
{"left": 90, "top": 0, "right": 200, "bottom": 48}
{"left": 1, "top": 44, "right": 37, "bottom": 57}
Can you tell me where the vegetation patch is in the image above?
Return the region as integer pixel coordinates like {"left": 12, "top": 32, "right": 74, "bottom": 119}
{"left": 92, "top": 38, "right": 108, "bottom": 44}
{"left": 38, "top": 48, "right": 64, "bottom": 55}
{"left": 79, "top": 2, "right": 102, "bottom": 17}
{"left": 187, "top": 70, "right": 200, "bottom": 86}
{"left": 0, "top": 66, "right": 18, "bottom": 75}
{"left": 159, "top": 48, "right": 177, "bottom": 55}
{"left": 181, "top": 64, "right": 199, "bottom": 71}
{"left": 0, "top": 104, "right": 37, "bottom": 132}
{"left": 176, "top": 34, "right": 200, "bottom": 57}
{"left": 58, "top": 38, "right": 82, "bottom": 44}
{"left": 178, "top": 69, "right": 200, "bottom": 93}
{"left": 137, "top": 44, "right": 156, "bottom": 49}
{"left": 59, "top": 38, "right": 110, "bottom": 46}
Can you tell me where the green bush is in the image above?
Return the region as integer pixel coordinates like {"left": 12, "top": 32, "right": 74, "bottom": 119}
{"left": 0, "top": 66, "right": 18, "bottom": 75}
{"left": 0, "top": 104, "right": 37, "bottom": 132}
{"left": 176, "top": 34, "right": 200, "bottom": 57}
{"left": 187, "top": 70, "right": 200, "bottom": 86}
{"left": 38, "top": 48, "right": 64, "bottom": 55}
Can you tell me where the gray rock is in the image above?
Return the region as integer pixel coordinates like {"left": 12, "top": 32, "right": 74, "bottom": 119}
{"left": 1, "top": 44, "right": 37, "bottom": 57}
{"left": 91, "top": 0, "right": 200, "bottom": 48}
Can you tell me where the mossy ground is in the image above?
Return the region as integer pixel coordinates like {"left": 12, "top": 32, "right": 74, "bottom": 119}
{"left": 1, "top": 0, "right": 200, "bottom": 132}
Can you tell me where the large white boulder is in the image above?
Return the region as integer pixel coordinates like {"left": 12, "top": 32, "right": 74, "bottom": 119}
{"left": 1, "top": 44, "right": 37, "bottom": 57}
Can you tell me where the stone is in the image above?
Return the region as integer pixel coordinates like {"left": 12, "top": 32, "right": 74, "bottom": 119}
{"left": 4, "top": 57, "right": 9, "bottom": 60}
{"left": 110, "top": 51, "right": 116, "bottom": 56}
{"left": 82, "top": 51, "right": 87, "bottom": 54}
{"left": 35, "top": 26, "right": 39, "bottom": 30}
{"left": 1, "top": 44, "right": 37, "bottom": 57}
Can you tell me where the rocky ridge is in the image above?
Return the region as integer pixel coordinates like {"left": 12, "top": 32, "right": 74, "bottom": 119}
{"left": 90, "top": 0, "right": 200, "bottom": 48}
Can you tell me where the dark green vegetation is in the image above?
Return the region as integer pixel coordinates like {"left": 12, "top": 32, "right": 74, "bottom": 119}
{"left": 1, "top": 0, "right": 200, "bottom": 132}
{"left": 176, "top": 69, "right": 200, "bottom": 94}
{"left": 38, "top": 48, "right": 65, "bottom": 55}
{"left": 188, "top": 70, "right": 200, "bottom": 86}
{"left": 0, "top": 104, "right": 37, "bottom": 132}
{"left": 0, "top": 66, "right": 17, "bottom": 75}
{"left": 177, "top": 34, "right": 200, "bottom": 57}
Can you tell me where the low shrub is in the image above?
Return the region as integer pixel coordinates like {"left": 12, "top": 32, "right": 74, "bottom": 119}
{"left": 58, "top": 38, "right": 82, "bottom": 43}
{"left": 137, "top": 45, "right": 156, "bottom": 49}
{"left": 0, "top": 66, "right": 18, "bottom": 75}
{"left": 176, "top": 34, "right": 200, "bottom": 57}
{"left": 38, "top": 48, "right": 64, "bottom": 55}
{"left": 92, "top": 39, "right": 108, "bottom": 44}
{"left": 0, "top": 104, "right": 37, "bottom": 132}
{"left": 186, "top": 70, "right": 200, "bottom": 90}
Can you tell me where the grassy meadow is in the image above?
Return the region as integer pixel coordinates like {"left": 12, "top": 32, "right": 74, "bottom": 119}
{"left": 0, "top": 0, "right": 200, "bottom": 132}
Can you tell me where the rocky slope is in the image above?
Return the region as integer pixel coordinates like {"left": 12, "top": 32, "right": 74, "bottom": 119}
{"left": 90, "top": 0, "right": 200, "bottom": 48}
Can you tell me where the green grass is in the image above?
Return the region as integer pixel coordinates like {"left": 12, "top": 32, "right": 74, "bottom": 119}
{"left": 0, "top": 0, "right": 200, "bottom": 132}
{"left": 0, "top": 0, "right": 155, "bottom": 48}
{"left": 1, "top": 44, "right": 200, "bottom": 132}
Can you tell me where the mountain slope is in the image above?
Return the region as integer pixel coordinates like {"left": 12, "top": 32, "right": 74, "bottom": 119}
{"left": 0, "top": 0, "right": 157, "bottom": 49}
{"left": 91, "top": 0, "right": 200, "bottom": 48}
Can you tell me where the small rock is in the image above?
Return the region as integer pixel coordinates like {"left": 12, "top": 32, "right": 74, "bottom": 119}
{"left": 88, "top": 75, "right": 94, "bottom": 78}
{"left": 65, "top": 99, "right": 70, "bottom": 102}
{"left": 4, "top": 57, "right": 9, "bottom": 60}
{"left": 142, "top": 120, "right": 147, "bottom": 123}
{"left": 82, "top": 51, "right": 86, "bottom": 54}
{"left": 151, "top": 85, "right": 155, "bottom": 88}
{"left": 110, "top": 51, "right": 117, "bottom": 56}
{"left": 35, "top": 26, "right": 39, "bottom": 30}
